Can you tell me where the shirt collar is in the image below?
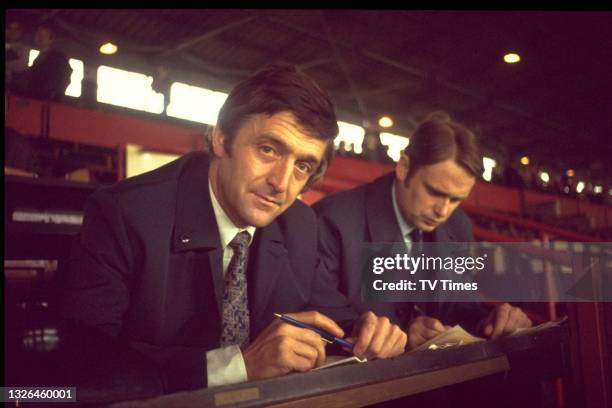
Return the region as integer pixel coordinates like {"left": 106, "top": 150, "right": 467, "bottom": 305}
{"left": 391, "top": 182, "right": 414, "bottom": 242}
{"left": 208, "top": 180, "right": 256, "bottom": 249}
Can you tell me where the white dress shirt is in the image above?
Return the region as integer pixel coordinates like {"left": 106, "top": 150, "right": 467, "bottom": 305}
{"left": 205, "top": 180, "right": 256, "bottom": 387}
{"left": 391, "top": 183, "right": 416, "bottom": 250}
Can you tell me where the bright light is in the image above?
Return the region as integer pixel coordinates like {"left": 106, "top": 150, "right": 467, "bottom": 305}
{"left": 167, "top": 82, "right": 228, "bottom": 125}
{"left": 97, "top": 65, "right": 164, "bottom": 114}
{"left": 566, "top": 169, "right": 575, "bottom": 177}
{"left": 65, "top": 58, "right": 83, "bottom": 98}
{"left": 594, "top": 185, "right": 603, "bottom": 194}
{"left": 520, "top": 156, "right": 529, "bottom": 165}
{"left": 539, "top": 171, "right": 550, "bottom": 183}
{"left": 28, "top": 49, "right": 40, "bottom": 66}
{"left": 125, "top": 144, "right": 179, "bottom": 178}
{"left": 576, "top": 181, "right": 585, "bottom": 193}
{"left": 100, "top": 42, "right": 118, "bottom": 55}
{"left": 378, "top": 116, "right": 393, "bottom": 128}
{"left": 379, "top": 132, "right": 409, "bottom": 162}
{"left": 504, "top": 53, "right": 521, "bottom": 63}
{"left": 335, "top": 121, "right": 365, "bottom": 154}
{"left": 482, "top": 157, "right": 497, "bottom": 182}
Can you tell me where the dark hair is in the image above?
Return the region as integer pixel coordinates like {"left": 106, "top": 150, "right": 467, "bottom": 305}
{"left": 216, "top": 64, "right": 338, "bottom": 188}
{"left": 404, "top": 112, "right": 483, "bottom": 178}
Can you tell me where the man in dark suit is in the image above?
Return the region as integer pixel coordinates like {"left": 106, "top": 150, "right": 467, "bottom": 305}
{"left": 61, "top": 65, "right": 406, "bottom": 394}
{"left": 12, "top": 24, "right": 72, "bottom": 100}
{"left": 315, "top": 113, "right": 532, "bottom": 351}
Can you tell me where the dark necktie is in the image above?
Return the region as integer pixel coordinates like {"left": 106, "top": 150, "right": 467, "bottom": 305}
{"left": 410, "top": 229, "right": 423, "bottom": 256}
{"left": 220, "top": 231, "right": 251, "bottom": 347}
{"left": 408, "top": 228, "right": 428, "bottom": 318}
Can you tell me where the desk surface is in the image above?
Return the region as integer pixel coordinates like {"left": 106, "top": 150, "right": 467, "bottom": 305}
{"left": 112, "top": 324, "right": 568, "bottom": 408}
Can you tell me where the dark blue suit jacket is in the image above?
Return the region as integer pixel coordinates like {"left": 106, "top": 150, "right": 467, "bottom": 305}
{"left": 61, "top": 151, "right": 356, "bottom": 393}
{"left": 314, "top": 173, "right": 487, "bottom": 332}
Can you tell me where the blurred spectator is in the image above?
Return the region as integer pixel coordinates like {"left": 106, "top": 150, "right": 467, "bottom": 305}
{"left": 151, "top": 64, "right": 172, "bottom": 114}
{"left": 13, "top": 24, "right": 72, "bottom": 101}
{"left": 5, "top": 20, "right": 30, "bottom": 87}
{"left": 361, "top": 131, "right": 390, "bottom": 163}
{"left": 559, "top": 172, "right": 574, "bottom": 195}
{"left": 81, "top": 65, "right": 98, "bottom": 105}
{"left": 335, "top": 140, "right": 349, "bottom": 157}
{"left": 525, "top": 165, "right": 540, "bottom": 190}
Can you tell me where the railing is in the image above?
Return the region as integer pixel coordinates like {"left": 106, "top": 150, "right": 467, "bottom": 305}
{"left": 5, "top": 92, "right": 611, "bottom": 235}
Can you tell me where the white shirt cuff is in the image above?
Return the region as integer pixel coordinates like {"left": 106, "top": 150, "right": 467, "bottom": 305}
{"left": 206, "top": 345, "right": 248, "bottom": 387}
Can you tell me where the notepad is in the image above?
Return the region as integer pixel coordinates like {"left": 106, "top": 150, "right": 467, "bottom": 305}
{"left": 314, "top": 355, "right": 368, "bottom": 370}
{"left": 410, "top": 325, "right": 484, "bottom": 352}
{"left": 511, "top": 316, "right": 567, "bottom": 336}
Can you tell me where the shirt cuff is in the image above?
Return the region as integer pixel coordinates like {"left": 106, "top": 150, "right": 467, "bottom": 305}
{"left": 206, "top": 345, "right": 248, "bottom": 387}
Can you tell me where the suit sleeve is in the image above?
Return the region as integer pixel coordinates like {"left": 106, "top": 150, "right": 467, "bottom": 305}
{"left": 60, "top": 189, "right": 209, "bottom": 393}
{"left": 307, "top": 258, "right": 357, "bottom": 332}
{"left": 307, "top": 210, "right": 359, "bottom": 334}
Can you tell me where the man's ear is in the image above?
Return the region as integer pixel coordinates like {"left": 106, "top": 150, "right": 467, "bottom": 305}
{"left": 211, "top": 126, "right": 226, "bottom": 158}
{"left": 395, "top": 152, "right": 410, "bottom": 182}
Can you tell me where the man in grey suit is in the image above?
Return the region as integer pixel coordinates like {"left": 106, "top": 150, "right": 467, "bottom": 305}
{"left": 62, "top": 65, "right": 406, "bottom": 393}
{"left": 315, "top": 113, "right": 532, "bottom": 350}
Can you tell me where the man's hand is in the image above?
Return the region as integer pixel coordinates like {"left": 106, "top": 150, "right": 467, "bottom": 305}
{"left": 242, "top": 311, "right": 343, "bottom": 381}
{"left": 349, "top": 311, "right": 407, "bottom": 359}
{"left": 480, "top": 303, "right": 532, "bottom": 339}
{"left": 406, "top": 316, "right": 449, "bottom": 350}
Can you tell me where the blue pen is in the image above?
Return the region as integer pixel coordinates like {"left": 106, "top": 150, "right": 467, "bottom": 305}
{"left": 273, "top": 313, "right": 354, "bottom": 349}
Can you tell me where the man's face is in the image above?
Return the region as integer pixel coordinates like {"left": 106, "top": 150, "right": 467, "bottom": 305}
{"left": 395, "top": 158, "right": 476, "bottom": 232}
{"left": 6, "top": 23, "right": 22, "bottom": 42}
{"left": 34, "top": 27, "right": 53, "bottom": 50}
{"left": 210, "top": 111, "right": 327, "bottom": 228}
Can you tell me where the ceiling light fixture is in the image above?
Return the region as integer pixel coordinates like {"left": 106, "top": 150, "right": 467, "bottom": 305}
{"left": 503, "top": 53, "right": 520, "bottom": 64}
{"left": 520, "top": 156, "right": 529, "bottom": 165}
{"left": 100, "top": 42, "right": 118, "bottom": 55}
{"left": 378, "top": 116, "right": 393, "bottom": 128}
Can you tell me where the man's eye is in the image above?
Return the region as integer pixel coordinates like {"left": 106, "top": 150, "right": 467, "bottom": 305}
{"left": 296, "top": 162, "right": 312, "bottom": 174}
{"left": 260, "top": 145, "right": 275, "bottom": 155}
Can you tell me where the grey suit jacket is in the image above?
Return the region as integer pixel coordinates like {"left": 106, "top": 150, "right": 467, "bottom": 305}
{"left": 314, "top": 173, "right": 487, "bottom": 331}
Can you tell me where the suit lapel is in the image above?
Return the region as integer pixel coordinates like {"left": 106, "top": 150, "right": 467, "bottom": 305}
{"left": 365, "top": 173, "right": 404, "bottom": 243}
{"left": 207, "top": 249, "right": 225, "bottom": 319}
{"left": 171, "top": 153, "right": 225, "bottom": 318}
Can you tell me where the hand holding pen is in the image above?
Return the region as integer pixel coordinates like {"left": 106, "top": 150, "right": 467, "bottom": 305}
{"left": 276, "top": 311, "right": 407, "bottom": 360}
{"left": 407, "top": 305, "right": 450, "bottom": 350}
{"left": 274, "top": 313, "right": 354, "bottom": 349}
{"left": 241, "top": 311, "right": 346, "bottom": 381}
{"left": 241, "top": 310, "right": 407, "bottom": 381}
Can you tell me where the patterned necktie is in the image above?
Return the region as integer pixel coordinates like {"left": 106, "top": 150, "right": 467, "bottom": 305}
{"left": 220, "top": 231, "right": 251, "bottom": 347}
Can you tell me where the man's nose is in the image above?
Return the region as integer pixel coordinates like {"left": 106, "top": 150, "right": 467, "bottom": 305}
{"left": 434, "top": 198, "right": 451, "bottom": 219}
{"left": 267, "top": 159, "right": 292, "bottom": 193}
